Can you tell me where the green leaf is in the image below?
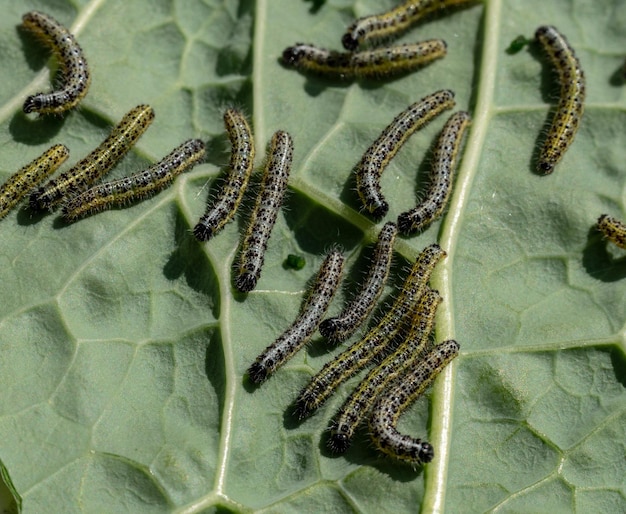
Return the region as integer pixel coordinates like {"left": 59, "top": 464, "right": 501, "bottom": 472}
{"left": 1, "top": 0, "right": 625, "bottom": 512}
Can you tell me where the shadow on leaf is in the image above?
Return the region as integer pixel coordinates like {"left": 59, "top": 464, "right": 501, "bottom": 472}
{"left": 318, "top": 425, "right": 424, "bottom": 481}
{"left": 582, "top": 225, "right": 626, "bottom": 282}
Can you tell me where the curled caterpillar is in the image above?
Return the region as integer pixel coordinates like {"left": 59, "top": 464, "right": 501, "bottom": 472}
{"left": 368, "top": 339, "right": 459, "bottom": 465}
{"left": 22, "top": 10, "right": 91, "bottom": 115}
{"left": 355, "top": 89, "right": 455, "bottom": 219}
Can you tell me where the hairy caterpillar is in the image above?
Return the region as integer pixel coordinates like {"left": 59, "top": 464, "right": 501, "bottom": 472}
{"left": 369, "top": 339, "right": 459, "bottom": 465}
{"left": 534, "top": 25, "right": 585, "bottom": 175}
{"left": 397, "top": 110, "right": 470, "bottom": 235}
{"left": 194, "top": 109, "right": 255, "bottom": 241}
{"left": 342, "top": 0, "right": 479, "bottom": 50}
{"left": 22, "top": 10, "right": 91, "bottom": 115}
{"left": 29, "top": 104, "right": 155, "bottom": 210}
{"left": 319, "top": 222, "right": 397, "bottom": 344}
{"left": 62, "top": 139, "right": 206, "bottom": 222}
{"left": 328, "top": 288, "right": 442, "bottom": 453}
{"left": 293, "top": 243, "right": 446, "bottom": 419}
{"left": 597, "top": 214, "right": 626, "bottom": 250}
{"left": 0, "top": 144, "right": 69, "bottom": 219}
{"left": 235, "top": 131, "right": 293, "bottom": 293}
{"left": 355, "top": 89, "right": 455, "bottom": 219}
{"left": 282, "top": 40, "right": 446, "bottom": 79}
{"left": 247, "top": 251, "right": 345, "bottom": 384}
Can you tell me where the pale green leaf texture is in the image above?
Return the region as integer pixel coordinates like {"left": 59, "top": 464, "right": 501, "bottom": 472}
{"left": 0, "top": 0, "right": 625, "bottom": 512}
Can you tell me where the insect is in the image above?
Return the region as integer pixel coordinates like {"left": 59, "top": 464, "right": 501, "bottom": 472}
{"left": 247, "top": 250, "right": 344, "bottom": 384}
{"left": 397, "top": 111, "right": 471, "bottom": 235}
{"left": 29, "top": 104, "right": 155, "bottom": 211}
{"left": 281, "top": 40, "right": 447, "bottom": 79}
{"left": 319, "top": 222, "right": 398, "bottom": 344}
{"left": 22, "top": 10, "right": 91, "bottom": 115}
{"left": 355, "top": 89, "right": 455, "bottom": 219}
{"left": 194, "top": 109, "right": 255, "bottom": 241}
{"left": 597, "top": 214, "right": 626, "bottom": 250}
{"left": 534, "top": 25, "right": 585, "bottom": 175}
{"left": 328, "top": 288, "right": 442, "bottom": 453}
{"left": 293, "top": 243, "right": 446, "bottom": 420}
{"left": 62, "top": 139, "right": 206, "bottom": 222}
{"left": 235, "top": 131, "right": 293, "bottom": 293}
{"left": 368, "top": 339, "right": 460, "bottom": 465}
{"left": 0, "top": 144, "right": 69, "bottom": 220}
{"left": 341, "top": 0, "right": 479, "bottom": 51}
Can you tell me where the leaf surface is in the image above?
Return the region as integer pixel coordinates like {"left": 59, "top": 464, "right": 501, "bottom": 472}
{"left": 0, "top": 0, "right": 625, "bottom": 512}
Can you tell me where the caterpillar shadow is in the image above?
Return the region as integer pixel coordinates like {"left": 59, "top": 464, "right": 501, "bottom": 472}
{"left": 582, "top": 225, "right": 626, "bottom": 282}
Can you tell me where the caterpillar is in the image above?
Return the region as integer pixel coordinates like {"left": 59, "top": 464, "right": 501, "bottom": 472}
{"left": 62, "top": 139, "right": 206, "bottom": 222}
{"left": 534, "top": 25, "right": 586, "bottom": 175}
{"left": 597, "top": 214, "right": 626, "bottom": 250}
{"left": 319, "top": 222, "right": 397, "bottom": 344}
{"left": 29, "top": 104, "right": 155, "bottom": 211}
{"left": 281, "top": 40, "right": 447, "bottom": 79}
{"left": 397, "top": 110, "right": 471, "bottom": 235}
{"left": 368, "top": 339, "right": 460, "bottom": 465}
{"left": 328, "top": 287, "right": 442, "bottom": 453}
{"left": 247, "top": 250, "right": 344, "bottom": 384}
{"left": 235, "top": 131, "right": 293, "bottom": 293}
{"left": 355, "top": 89, "right": 455, "bottom": 219}
{"left": 293, "top": 243, "right": 446, "bottom": 420}
{"left": 0, "top": 144, "right": 69, "bottom": 220}
{"left": 22, "top": 10, "right": 91, "bottom": 115}
{"left": 194, "top": 109, "right": 255, "bottom": 241}
{"left": 342, "top": 0, "right": 479, "bottom": 51}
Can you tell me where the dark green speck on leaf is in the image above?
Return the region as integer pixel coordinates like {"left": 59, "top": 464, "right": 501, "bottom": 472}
{"left": 506, "top": 35, "right": 531, "bottom": 54}
{"left": 285, "top": 254, "right": 306, "bottom": 270}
